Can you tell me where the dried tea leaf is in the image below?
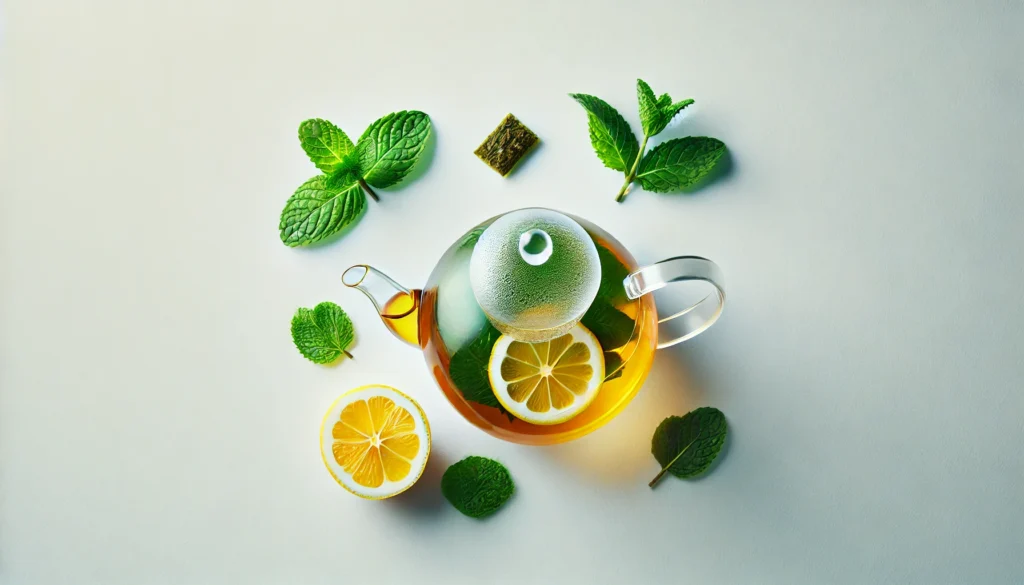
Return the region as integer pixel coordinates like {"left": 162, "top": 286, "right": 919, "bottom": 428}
{"left": 474, "top": 114, "right": 539, "bottom": 176}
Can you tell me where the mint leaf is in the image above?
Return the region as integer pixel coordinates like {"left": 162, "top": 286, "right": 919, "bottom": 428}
{"left": 441, "top": 456, "right": 514, "bottom": 518}
{"left": 279, "top": 175, "right": 367, "bottom": 247}
{"left": 661, "top": 98, "right": 694, "bottom": 126}
{"left": 603, "top": 351, "right": 624, "bottom": 381}
{"left": 458, "top": 225, "right": 487, "bottom": 251}
{"left": 636, "top": 79, "right": 694, "bottom": 138}
{"left": 448, "top": 323, "right": 504, "bottom": 410}
{"left": 291, "top": 301, "right": 354, "bottom": 364}
{"left": 637, "top": 79, "right": 663, "bottom": 137}
{"left": 581, "top": 299, "right": 635, "bottom": 351}
{"left": 596, "top": 244, "right": 631, "bottom": 306}
{"left": 298, "top": 119, "right": 355, "bottom": 173}
{"left": 355, "top": 110, "right": 431, "bottom": 189}
{"left": 636, "top": 137, "right": 726, "bottom": 193}
{"left": 569, "top": 93, "right": 640, "bottom": 173}
{"left": 649, "top": 407, "right": 727, "bottom": 487}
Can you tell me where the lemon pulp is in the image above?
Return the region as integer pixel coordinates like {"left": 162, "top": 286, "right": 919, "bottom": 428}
{"left": 488, "top": 324, "right": 604, "bottom": 425}
{"left": 320, "top": 385, "right": 430, "bottom": 499}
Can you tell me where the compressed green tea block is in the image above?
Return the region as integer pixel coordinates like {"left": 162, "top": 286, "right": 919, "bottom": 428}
{"left": 474, "top": 113, "right": 539, "bottom": 176}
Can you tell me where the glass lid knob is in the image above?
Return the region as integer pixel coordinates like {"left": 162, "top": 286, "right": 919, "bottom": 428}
{"left": 469, "top": 208, "right": 600, "bottom": 342}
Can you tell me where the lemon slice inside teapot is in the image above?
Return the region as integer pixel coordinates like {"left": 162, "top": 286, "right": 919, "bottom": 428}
{"left": 469, "top": 208, "right": 601, "bottom": 342}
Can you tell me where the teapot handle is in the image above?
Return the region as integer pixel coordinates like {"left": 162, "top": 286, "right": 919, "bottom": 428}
{"left": 624, "top": 256, "right": 725, "bottom": 349}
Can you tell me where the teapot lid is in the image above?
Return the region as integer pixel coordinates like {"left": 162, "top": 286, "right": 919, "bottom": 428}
{"left": 469, "top": 208, "right": 600, "bottom": 342}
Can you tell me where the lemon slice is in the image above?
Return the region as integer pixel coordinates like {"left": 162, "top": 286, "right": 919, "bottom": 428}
{"left": 488, "top": 324, "right": 604, "bottom": 425}
{"left": 319, "top": 385, "right": 430, "bottom": 499}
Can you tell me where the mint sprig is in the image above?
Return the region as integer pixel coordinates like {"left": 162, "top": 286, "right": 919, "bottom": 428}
{"left": 570, "top": 79, "right": 726, "bottom": 203}
{"left": 279, "top": 111, "right": 431, "bottom": 247}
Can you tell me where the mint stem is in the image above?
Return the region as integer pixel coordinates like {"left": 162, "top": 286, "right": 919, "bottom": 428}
{"left": 648, "top": 438, "right": 696, "bottom": 488}
{"left": 358, "top": 179, "right": 379, "bottom": 202}
{"left": 343, "top": 349, "right": 354, "bottom": 359}
{"left": 648, "top": 467, "right": 670, "bottom": 488}
{"left": 616, "top": 134, "right": 649, "bottom": 203}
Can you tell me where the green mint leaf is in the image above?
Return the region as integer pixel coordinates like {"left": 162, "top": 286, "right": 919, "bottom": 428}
{"left": 637, "top": 80, "right": 694, "bottom": 138}
{"left": 596, "top": 244, "right": 631, "bottom": 306}
{"left": 290, "top": 301, "right": 354, "bottom": 364}
{"left": 660, "top": 98, "right": 694, "bottom": 128}
{"left": 441, "top": 456, "right": 514, "bottom": 518}
{"left": 458, "top": 225, "right": 487, "bottom": 251}
{"left": 298, "top": 119, "right": 355, "bottom": 173}
{"left": 474, "top": 113, "right": 539, "bottom": 176}
{"left": 649, "top": 407, "right": 727, "bottom": 487}
{"left": 569, "top": 93, "right": 640, "bottom": 173}
{"left": 581, "top": 299, "right": 635, "bottom": 351}
{"left": 604, "top": 351, "right": 624, "bottom": 381}
{"left": 279, "top": 175, "right": 367, "bottom": 247}
{"left": 636, "top": 137, "right": 726, "bottom": 193}
{"left": 334, "top": 152, "right": 362, "bottom": 178}
{"left": 449, "top": 323, "right": 505, "bottom": 410}
{"left": 355, "top": 110, "right": 431, "bottom": 189}
{"left": 636, "top": 79, "right": 664, "bottom": 137}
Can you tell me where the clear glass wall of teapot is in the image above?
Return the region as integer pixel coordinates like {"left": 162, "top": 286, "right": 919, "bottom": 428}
{"left": 343, "top": 208, "right": 724, "bottom": 445}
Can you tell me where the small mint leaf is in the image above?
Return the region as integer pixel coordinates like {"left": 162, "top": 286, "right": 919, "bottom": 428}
{"left": 636, "top": 137, "right": 726, "bottom": 193}
{"left": 291, "top": 302, "right": 354, "bottom": 364}
{"left": 449, "top": 323, "right": 505, "bottom": 410}
{"left": 604, "top": 351, "right": 624, "bottom": 381}
{"left": 458, "top": 225, "right": 487, "bottom": 251}
{"left": 659, "top": 98, "right": 694, "bottom": 128}
{"left": 569, "top": 93, "right": 640, "bottom": 173}
{"left": 298, "top": 119, "right": 354, "bottom": 173}
{"left": 355, "top": 111, "right": 431, "bottom": 189}
{"left": 596, "top": 244, "right": 631, "bottom": 306}
{"left": 656, "top": 93, "right": 672, "bottom": 108}
{"left": 636, "top": 79, "right": 664, "bottom": 137}
{"left": 441, "top": 456, "right": 514, "bottom": 518}
{"left": 650, "top": 407, "right": 727, "bottom": 487}
{"left": 581, "top": 299, "right": 635, "bottom": 351}
{"left": 279, "top": 175, "right": 367, "bottom": 247}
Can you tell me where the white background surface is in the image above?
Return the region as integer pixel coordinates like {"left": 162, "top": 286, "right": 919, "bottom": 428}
{"left": 2, "top": 1, "right": 1022, "bottom": 583}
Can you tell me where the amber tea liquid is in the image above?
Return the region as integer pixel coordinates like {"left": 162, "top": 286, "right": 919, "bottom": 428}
{"left": 392, "top": 219, "right": 658, "bottom": 445}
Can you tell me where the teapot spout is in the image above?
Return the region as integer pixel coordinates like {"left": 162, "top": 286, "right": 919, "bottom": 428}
{"left": 342, "top": 265, "right": 421, "bottom": 347}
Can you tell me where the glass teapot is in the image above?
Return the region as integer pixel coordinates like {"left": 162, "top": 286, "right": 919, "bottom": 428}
{"left": 343, "top": 208, "right": 724, "bottom": 445}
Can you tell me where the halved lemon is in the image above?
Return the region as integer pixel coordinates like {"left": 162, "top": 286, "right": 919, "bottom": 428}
{"left": 488, "top": 324, "right": 605, "bottom": 425}
{"left": 319, "top": 385, "right": 430, "bottom": 499}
